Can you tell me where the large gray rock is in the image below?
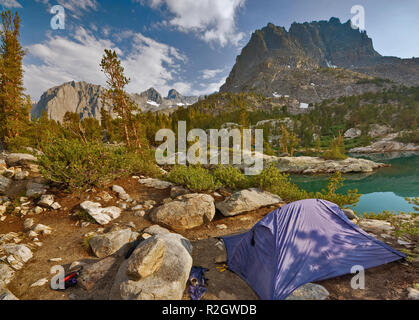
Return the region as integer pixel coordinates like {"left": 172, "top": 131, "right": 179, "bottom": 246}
{"left": 89, "top": 229, "right": 134, "bottom": 258}
{"left": 126, "top": 237, "right": 166, "bottom": 280}
{"left": 6, "top": 153, "right": 37, "bottom": 166}
{"left": 109, "top": 227, "right": 193, "bottom": 300}
{"left": 0, "top": 264, "right": 15, "bottom": 286}
{"left": 26, "top": 182, "right": 48, "bottom": 198}
{"left": 286, "top": 283, "right": 330, "bottom": 300}
{"left": 216, "top": 188, "right": 282, "bottom": 217}
{"left": 80, "top": 201, "right": 121, "bottom": 225}
{"left": 0, "top": 176, "right": 11, "bottom": 195}
{"left": 150, "top": 194, "right": 215, "bottom": 230}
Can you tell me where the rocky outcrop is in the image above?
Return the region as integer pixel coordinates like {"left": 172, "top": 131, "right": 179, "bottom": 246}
{"left": 150, "top": 194, "right": 215, "bottom": 230}
{"left": 109, "top": 226, "right": 193, "bottom": 300}
{"left": 216, "top": 189, "right": 282, "bottom": 217}
{"left": 220, "top": 18, "right": 419, "bottom": 103}
{"left": 270, "top": 156, "right": 387, "bottom": 174}
{"left": 349, "top": 133, "right": 419, "bottom": 153}
{"left": 32, "top": 81, "right": 198, "bottom": 122}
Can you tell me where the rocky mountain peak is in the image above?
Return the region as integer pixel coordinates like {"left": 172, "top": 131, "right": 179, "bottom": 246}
{"left": 220, "top": 17, "right": 419, "bottom": 103}
{"left": 167, "top": 89, "right": 183, "bottom": 100}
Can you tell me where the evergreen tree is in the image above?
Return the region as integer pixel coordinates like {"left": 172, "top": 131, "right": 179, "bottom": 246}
{"left": 100, "top": 49, "right": 142, "bottom": 150}
{"left": 0, "top": 10, "right": 29, "bottom": 143}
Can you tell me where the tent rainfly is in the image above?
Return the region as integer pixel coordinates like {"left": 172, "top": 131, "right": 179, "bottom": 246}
{"left": 223, "top": 199, "right": 405, "bottom": 300}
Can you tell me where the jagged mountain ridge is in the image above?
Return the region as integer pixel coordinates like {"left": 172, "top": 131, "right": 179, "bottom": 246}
{"left": 220, "top": 17, "right": 419, "bottom": 103}
{"left": 31, "top": 81, "right": 199, "bottom": 122}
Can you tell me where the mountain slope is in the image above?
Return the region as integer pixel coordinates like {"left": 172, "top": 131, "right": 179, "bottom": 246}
{"left": 220, "top": 18, "right": 419, "bottom": 103}
{"left": 31, "top": 81, "right": 199, "bottom": 122}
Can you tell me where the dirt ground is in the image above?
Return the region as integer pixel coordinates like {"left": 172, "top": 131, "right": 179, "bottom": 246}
{"left": 1, "top": 177, "right": 418, "bottom": 300}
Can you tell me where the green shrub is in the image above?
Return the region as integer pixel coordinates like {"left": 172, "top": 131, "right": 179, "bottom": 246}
{"left": 314, "top": 172, "right": 361, "bottom": 207}
{"left": 38, "top": 138, "right": 159, "bottom": 191}
{"left": 252, "top": 164, "right": 310, "bottom": 202}
{"left": 166, "top": 165, "right": 221, "bottom": 192}
{"left": 212, "top": 165, "right": 250, "bottom": 190}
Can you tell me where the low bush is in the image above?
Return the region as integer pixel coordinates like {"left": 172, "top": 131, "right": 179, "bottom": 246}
{"left": 167, "top": 165, "right": 221, "bottom": 192}
{"left": 212, "top": 165, "right": 250, "bottom": 190}
{"left": 38, "top": 137, "right": 159, "bottom": 191}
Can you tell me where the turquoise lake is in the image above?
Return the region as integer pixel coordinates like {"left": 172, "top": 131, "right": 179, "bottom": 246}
{"left": 290, "top": 152, "right": 419, "bottom": 214}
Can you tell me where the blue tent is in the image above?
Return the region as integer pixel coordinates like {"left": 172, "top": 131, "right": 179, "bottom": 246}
{"left": 223, "top": 199, "right": 405, "bottom": 300}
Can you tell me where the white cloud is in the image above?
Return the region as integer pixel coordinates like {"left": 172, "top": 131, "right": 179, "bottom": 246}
{"left": 144, "top": 0, "right": 246, "bottom": 47}
{"left": 0, "top": 0, "right": 22, "bottom": 8}
{"left": 191, "top": 76, "right": 226, "bottom": 96}
{"left": 35, "top": 0, "right": 98, "bottom": 18}
{"left": 201, "top": 68, "right": 224, "bottom": 80}
{"left": 23, "top": 27, "right": 189, "bottom": 101}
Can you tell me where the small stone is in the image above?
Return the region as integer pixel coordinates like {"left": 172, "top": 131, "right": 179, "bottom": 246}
{"left": 14, "top": 171, "right": 29, "bottom": 180}
{"left": 30, "top": 278, "right": 49, "bottom": 288}
{"left": 397, "top": 239, "right": 412, "bottom": 246}
{"left": 27, "top": 231, "right": 38, "bottom": 239}
{"left": 97, "top": 191, "right": 113, "bottom": 202}
{"left": 342, "top": 208, "right": 357, "bottom": 220}
{"left": 49, "top": 258, "right": 62, "bottom": 262}
{"left": 0, "top": 287, "right": 18, "bottom": 300}
{"left": 81, "top": 222, "right": 90, "bottom": 228}
{"left": 126, "top": 221, "right": 136, "bottom": 229}
{"left": 407, "top": 288, "right": 419, "bottom": 300}
{"left": 51, "top": 202, "right": 61, "bottom": 210}
{"left": 134, "top": 210, "right": 146, "bottom": 217}
{"left": 131, "top": 205, "right": 143, "bottom": 211}
{"left": 0, "top": 264, "right": 15, "bottom": 285}
{"left": 286, "top": 283, "right": 330, "bottom": 300}
{"left": 216, "top": 224, "right": 228, "bottom": 230}
{"left": 23, "top": 218, "right": 34, "bottom": 230}
{"left": 0, "top": 205, "right": 6, "bottom": 215}
{"left": 38, "top": 195, "right": 54, "bottom": 208}
{"left": 32, "top": 224, "right": 53, "bottom": 235}
{"left": 33, "top": 206, "right": 44, "bottom": 214}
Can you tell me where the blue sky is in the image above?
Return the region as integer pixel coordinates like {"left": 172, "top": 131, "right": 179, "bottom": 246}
{"left": 1, "top": 0, "right": 418, "bottom": 101}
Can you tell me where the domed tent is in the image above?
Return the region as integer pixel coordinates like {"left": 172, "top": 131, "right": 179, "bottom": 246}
{"left": 223, "top": 199, "right": 405, "bottom": 300}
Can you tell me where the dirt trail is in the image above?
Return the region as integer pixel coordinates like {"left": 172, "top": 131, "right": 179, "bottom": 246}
{"left": 2, "top": 177, "right": 418, "bottom": 300}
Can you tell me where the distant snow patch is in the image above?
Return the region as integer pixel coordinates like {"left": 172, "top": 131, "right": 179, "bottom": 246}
{"left": 147, "top": 100, "right": 160, "bottom": 107}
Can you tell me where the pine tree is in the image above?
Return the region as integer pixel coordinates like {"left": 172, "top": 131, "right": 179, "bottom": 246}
{"left": 0, "top": 10, "right": 29, "bottom": 143}
{"left": 100, "top": 49, "right": 142, "bottom": 150}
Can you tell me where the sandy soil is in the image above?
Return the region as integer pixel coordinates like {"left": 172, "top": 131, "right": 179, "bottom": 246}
{"left": 2, "top": 177, "right": 418, "bottom": 300}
